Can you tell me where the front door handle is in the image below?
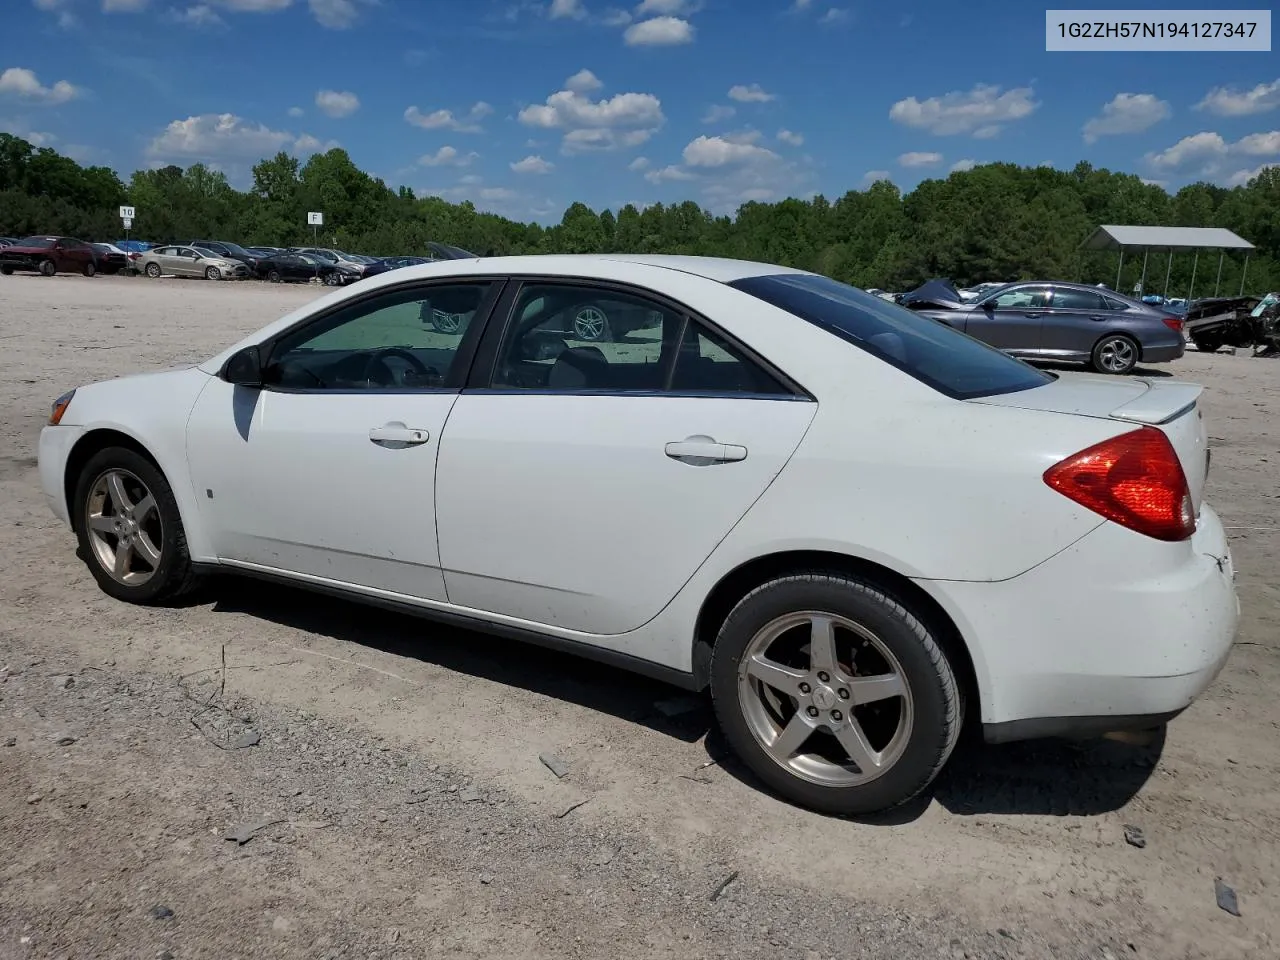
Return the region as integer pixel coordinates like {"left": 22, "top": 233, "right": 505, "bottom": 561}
{"left": 369, "top": 422, "right": 429, "bottom": 446}
{"left": 1089, "top": 315, "right": 1108, "bottom": 321}
{"left": 1024, "top": 312, "right": 1043, "bottom": 319}
{"left": 665, "top": 435, "right": 748, "bottom": 465}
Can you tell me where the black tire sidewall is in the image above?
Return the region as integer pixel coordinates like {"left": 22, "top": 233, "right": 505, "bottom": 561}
{"left": 73, "top": 447, "right": 191, "bottom": 605}
{"left": 40, "top": 260, "right": 56, "bottom": 277}
{"left": 1092, "top": 334, "right": 1138, "bottom": 374}
{"left": 710, "top": 574, "right": 958, "bottom": 815}
{"left": 84, "top": 262, "right": 96, "bottom": 277}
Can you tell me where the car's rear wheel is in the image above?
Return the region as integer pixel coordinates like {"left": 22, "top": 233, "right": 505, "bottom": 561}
{"left": 145, "top": 263, "right": 161, "bottom": 278}
{"left": 1091, "top": 334, "right": 1139, "bottom": 374}
{"left": 710, "top": 572, "right": 962, "bottom": 815}
{"left": 39, "top": 259, "right": 56, "bottom": 277}
{"left": 83, "top": 261, "right": 96, "bottom": 277}
{"left": 73, "top": 447, "right": 201, "bottom": 605}
{"left": 0, "top": 265, "right": 12, "bottom": 276}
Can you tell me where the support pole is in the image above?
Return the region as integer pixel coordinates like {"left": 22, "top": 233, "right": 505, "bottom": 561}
{"left": 1115, "top": 249, "right": 1124, "bottom": 290}
{"left": 1139, "top": 248, "right": 1149, "bottom": 295}
{"left": 1188, "top": 251, "right": 1198, "bottom": 301}
{"left": 1240, "top": 254, "right": 1250, "bottom": 295}
{"left": 1215, "top": 251, "right": 1224, "bottom": 296}
{"left": 1163, "top": 249, "right": 1173, "bottom": 297}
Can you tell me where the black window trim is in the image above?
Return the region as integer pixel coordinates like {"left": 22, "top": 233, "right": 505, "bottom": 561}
{"left": 463, "top": 274, "right": 814, "bottom": 401}
{"left": 218, "top": 275, "right": 509, "bottom": 396}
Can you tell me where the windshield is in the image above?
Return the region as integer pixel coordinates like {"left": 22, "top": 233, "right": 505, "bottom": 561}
{"left": 19, "top": 237, "right": 56, "bottom": 249}
{"left": 730, "top": 273, "right": 1054, "bottom": 400}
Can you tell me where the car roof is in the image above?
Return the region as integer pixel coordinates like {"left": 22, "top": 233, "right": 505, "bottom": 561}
{"left": 436, "top": 253, "right": 812, "bottom": 283}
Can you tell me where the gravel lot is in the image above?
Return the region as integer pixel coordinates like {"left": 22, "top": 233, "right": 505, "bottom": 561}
{"left": 2, "top": 274, "right": 1278, "bottom": 960}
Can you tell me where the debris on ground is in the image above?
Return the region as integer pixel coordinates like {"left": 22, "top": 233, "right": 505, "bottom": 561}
{"left": 555, "top": 798, "right": 591, "bottom": 819}
{"left": 1122, "top": 824, "right": 1146, "bottom": 849}
{"left": 458, "top": 786, "right": 481, "bottom": 803}
{"left": 1215, "top": 878, "right": 1241, "bottom": 916}
{"left": 54, "top": 734, "right": 77, "bottom": 746}
{"left": 149, "top": 905, "right": 175, "bottom": 921}
{"left": 539, "top": 753, "right": 570, "bottom": 779}
{"left": 224, "top": 817, "right": 285, "bottom": 846}
{"left": 710, "top": 870, "right": 739, "bottom": 902}
{"left": 231, "top": 729, "right": 261, "bottom": 749}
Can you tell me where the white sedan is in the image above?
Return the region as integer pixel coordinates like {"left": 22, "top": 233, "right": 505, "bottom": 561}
{"left": 37, "top": 255, "right": 1238, "bottom": 814}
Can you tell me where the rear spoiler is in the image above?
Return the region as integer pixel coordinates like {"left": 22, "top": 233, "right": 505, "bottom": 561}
{"left": 1109, "top": 380, "right": 1204, "bottom": 425}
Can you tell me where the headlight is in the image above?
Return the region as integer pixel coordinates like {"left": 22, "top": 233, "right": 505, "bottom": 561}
{"left": 50, "top": 389, "right": 76, "bottom": 425}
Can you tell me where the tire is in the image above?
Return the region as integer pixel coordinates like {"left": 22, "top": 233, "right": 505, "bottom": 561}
{"left": 83, "top": 261, "right": 96, "bottom": 277}
{"left": 0, "top": 265, "right": 12, "bottom": 276}
{"left": 145, "top": 262, "right": 161, "bottom": 278}
{"left": 205, "top": 266, "right": 221, "bottom": 281}
{"left": 324, "top": 272, "right": 343, "bottom": 286}
{"left": 571, "top": 304, "right": 611, "bottom": 342}
{"left": 267, "top": 269, "right": 281, "bottom": 283}
{"left": 710, "top": 571, "right": 962, "bottom": 815}
{"left": 1090, "top": 334, "right": 1139, "bottom": 375}
{"left": 72, "top": 446, "right": 201, "bottom": 605}
{"left": 39, "top": 259, "right": 56, "bottom": 277}
{"left": 1192, "top": 333, "right": 1223, "bottom": 354}
{"left": 430, "top": 310, "right": 462, "bottom": 334}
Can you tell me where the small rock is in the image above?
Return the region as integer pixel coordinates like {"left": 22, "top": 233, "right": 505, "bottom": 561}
{"left": 447, "top": 784, "right": 458, "bottom": 793}
{"left": 231, "top": 730, "right": 261, "bottom": 749}
{"left": 997, "top": 928, "right": 1015, "bottom": 940}
{"left": 224, "top": 818, "right": 284, "bottom": 845}
{"left": 459, "top": 787, "right": 481, "bottom": 803}
{"left": 59, "top": 676, "right": 75, "bottom": 690}
{"left": 157, "top": 952, "right": 175, "bottom": 960}
{"left": 539, "top": 753, "right": 570, "bottom": 779}
{"left": 4, "top": 737, "right": 15, "bottom": 747}
{"left": 1215, "top": 877, "right": 1241, "bottom": 916}
{"left": 55, "top": 734, "right": 77, "bottom": 747}
{"left": 272, "top": 916, "right": 294, "bottom": 934}
{"left": 479, "top": 873, "right": 494, "bottom": 885}
{"left": 25, "top": 794, "right": 41, "bottom": 805}
{"left": 1122, "top": 824, "right": 1146, "bottom": 849}
{"left": 149, "top": 905, "right": 175, "bottom": 920}
{"left": 375, "top": 812, "right": 388, "bottom": 823}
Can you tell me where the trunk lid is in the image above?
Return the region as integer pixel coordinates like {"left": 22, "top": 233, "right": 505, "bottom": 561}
{"left": 971, "top": 373, "right": 1209, "bottom": 511}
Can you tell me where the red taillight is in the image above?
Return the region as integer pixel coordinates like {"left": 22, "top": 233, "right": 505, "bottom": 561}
{"left": 1044, "top": 426, "right": 1195, "bottom": 541}
{"left": 1162, "top": 316, "right": 1183, "bottom": 332}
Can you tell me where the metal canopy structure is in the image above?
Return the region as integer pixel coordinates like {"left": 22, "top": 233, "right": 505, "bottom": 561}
{"left": 1081, "top": 225, "right": 1256, "bottom": 300}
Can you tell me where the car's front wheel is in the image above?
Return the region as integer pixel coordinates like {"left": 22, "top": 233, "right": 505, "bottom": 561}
{"left": 267, "top": 269, "right": 281, "bottom": 283}
{"left": 711, "top": 572, "right": 962, "bottom": 815}
{"left": 73, "top": 446, "right": 201, "bottom": 605}
{"left": 1091, "top": 334, "right": 1139, "bottom": 374}
{"left": 145, "top": 263, "right": 161, "bottom": 278}
{"left": 205, "top": 266, "right": 221, "bottom": 281}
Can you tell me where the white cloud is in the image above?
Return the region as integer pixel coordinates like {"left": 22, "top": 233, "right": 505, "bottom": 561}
{"left": 307, "top": 0, "right": 374, "bottom": 28}
{"left": 549, "top": 0, "right": 586, "bottom": 18}
{"left": 404, "top": 101, "right": 493, "bottom": 133}
{"left": 889, "top": 83, "right": 1038, "bottom": 137}
{"left": 636, "top": 0, "right": 693, "bottom": 13}
{"left": 949, "top": 158, "right": 976, "bottom": 172}
{"left": 860, "top": 169, "right": 892, "bottom": 186}
{"left": 419, "top": 145, "right": 478, "bottom": 167}
{"left": 645, "top": 164, "right": 697, "bottom": 183}
{"left": 210, "top": 0, "right": 292, "bottom": 10}
{"left": 1234, "top": 131, "right": 1280, "bottom": 156}
{"left": 1195, "top": 79, "right": 1280, "bottom": 117}
{"left": 511, "top": 154, "right": 554, "bottom": 174}
{"left": 293, "top": 133, "right": 340, "bottom": 154}
{"left": 1082, "top": 93, "right": 1170, "bottom": 143}
{"left": 0, "top": 67, "right": 83, "bottom": 105}
{"left": 1141, "top": 178, "right": 1166, "bottom": 188}
{"left": 1146, "top": 131, "right": 1228, "bottom": 172}
{"left": 627, "top": 156, "right": 650, "bottom": 170}
{"left": 147, "top": 113, "right": 327, "bottom": 161}
{"left": 898, "top": 151, "right": 942, "bottom": 167}
{"left": 819, "top": 7, "right": 850, "bottom": 23}
{"left": 776, "top": 128, "right": 803, "bottom": 146}
{"left": 728, "top": 83, "right": 775, "bottom": 103}
{"left": 700, "top": 105, "right": 734, "bottom": 124}
{"left": 103, "top": 0, "right": 150, "bottom": 11}
{"left": 624, "top": 16, "right": 694, "bottom": 45}
{"left": 518, "top": 74, "right": 664, "bottom": 153}
{"left": 288, "top": 105, "right": 304, "bottom": 117}
{"left": 564, "top": 69, "right": 602, "bottom": 93}
{"left": 315, "top": 89, "right": 359, "bottom": 118}
{"left": 792, "top": 0, "right": 813, "bottom": 8}
{"left": 601, "top": 8, "right": 632, "bottom": 25}
{"left": 1227, "top": 162, "right": 1279, "bottom": 187}
{"left": 683, "top": 134, "right": 778, "bottom": 167}
{"left": 172, "top": 3, "right": 224, "bottom": 24}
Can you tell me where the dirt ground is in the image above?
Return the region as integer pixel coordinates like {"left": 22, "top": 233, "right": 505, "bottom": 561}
{"left": 1, "top": 273, "right": 1277, "bottom": 960}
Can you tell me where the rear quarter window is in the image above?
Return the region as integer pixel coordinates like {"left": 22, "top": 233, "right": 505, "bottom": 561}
{"left": 730, "top": 273, "right": 1054, "bottom": 400}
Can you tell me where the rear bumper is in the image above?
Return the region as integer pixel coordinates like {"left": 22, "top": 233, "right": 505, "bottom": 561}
{"left": 919, "top": 503, "right": 1239, "bottom": 740}
{"left": 1140, "top": 340, "right": 1186, "bottom": 363}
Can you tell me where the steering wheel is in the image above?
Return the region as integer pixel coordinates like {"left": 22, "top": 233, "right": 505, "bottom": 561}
{"left": 362, "top": 348, "right": 437, "bottom": 387}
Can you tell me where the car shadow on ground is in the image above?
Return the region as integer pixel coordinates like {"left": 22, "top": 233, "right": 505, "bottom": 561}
{"left": 208, "top": 576, "right": 1164, "bottom": 820}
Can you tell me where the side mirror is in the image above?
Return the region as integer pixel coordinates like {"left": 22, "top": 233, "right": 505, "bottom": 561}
{"left": 223, "top": 345, "right": 263, "bottom": 387}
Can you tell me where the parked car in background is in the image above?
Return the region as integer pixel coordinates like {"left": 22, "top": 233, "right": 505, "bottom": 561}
{"left": 0, "top": 236, "right": 19, "bottom": 247}
{"left": 139, "top": 245, "right": 249, "bottom": 280}
{"left": 187, "top": 240, "right": 260, "bottom": 271}
{"left": 245, "top": 246, "right": 281, "bottom": 258}
{"left": 901, "top": 279, "right": 1185, "bottom": 375}
{"left": 253, "top": 250, "right": 342, "bottom": 285}
{"left": 90, "top": 243, "right": 132, "bottom": 275}
{"left": 356, "top": 255, "right": 431, "bottom": 281}
{"left": 0, "top": 236, "right": 99, "bottom": 276}
{"left": 293, "top": 247, "right": 368, "bottom": 280}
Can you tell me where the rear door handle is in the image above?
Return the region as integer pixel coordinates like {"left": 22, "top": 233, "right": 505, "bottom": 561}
{"left": 1089, "top": 315, "right": 1109, "bottom": 321}
{"left": 1024, "top": 312, "right": 1043, "bottom": 319}
{"left": 665, "top": 436, "right": 748, "bottom": 465}
{"left": 369, "top": 422, "right": 429, "bottom": 446}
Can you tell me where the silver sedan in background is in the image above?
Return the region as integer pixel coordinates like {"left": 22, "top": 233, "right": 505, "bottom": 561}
{"left": 138, "top": 245, "right": 250, "bottom": 281}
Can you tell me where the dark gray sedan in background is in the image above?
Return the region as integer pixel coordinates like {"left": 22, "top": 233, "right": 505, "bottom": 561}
{"left": 901, "top": 279, "right": 1185, "bottom": 374}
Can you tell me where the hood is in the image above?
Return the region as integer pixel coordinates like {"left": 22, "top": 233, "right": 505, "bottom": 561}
{"left": 900, "top": 278, "right": 966, "bottom": 309}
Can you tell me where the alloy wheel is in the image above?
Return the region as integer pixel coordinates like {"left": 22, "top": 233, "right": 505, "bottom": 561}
{"left": 145, "top": 263, "right": 161, "bottom": 278}
{"left": 572, "top": 305, "right": 608, "bottom": 341}
{"left": 1096, "top": 336, "right": 1136, "bottom": 373}
{"left": 737, "top": 611, "right": 913, "bottom": 787}
{"left": 83, "top": 468, "right": 164, "bottom": 587}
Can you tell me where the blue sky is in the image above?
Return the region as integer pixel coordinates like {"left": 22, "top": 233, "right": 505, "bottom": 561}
{"left": 1, "top": 0, "right": 1277, "bottom": 223}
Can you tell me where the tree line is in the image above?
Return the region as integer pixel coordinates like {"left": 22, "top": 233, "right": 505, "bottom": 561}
{"left": 1, "top": 131, "right": 1277, "bottom": 295}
